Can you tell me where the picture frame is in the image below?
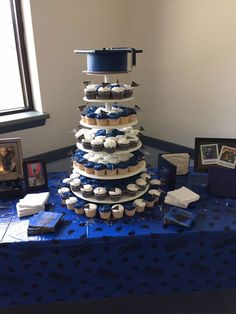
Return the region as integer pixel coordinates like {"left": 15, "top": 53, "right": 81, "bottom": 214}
{"left": 0, "top": 138, "right": 23, "bottom": 181}
{"left": 23, "top": 159, "right": 48, "bottom": 192}
{"left": 194, "top": 137, "right": 236, "bottom": 172}
{"left": 160, "top": 152, "right": 190, "bottom": 175}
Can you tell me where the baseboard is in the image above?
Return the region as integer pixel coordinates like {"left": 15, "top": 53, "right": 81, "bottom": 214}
{"left": 26, "top": 145, "right": 75, "bottom": 163}
{"left": 142, "top": 135, "right": 194, "bottom": 158}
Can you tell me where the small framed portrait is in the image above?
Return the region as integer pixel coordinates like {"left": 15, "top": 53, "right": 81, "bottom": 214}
{"left": 194, "top": 138, "right": 236, "bottom": 172}
{"left": 0, "top": 138, "right": 23, "bottom": 181}
{"left": 218, "top": 145, "right": 236, "bottom": 169}
{"left": 23, "top": 159, "right": 48, "bottom": 191}
{"left": 200, "top": 144, "right": 219, "bottom": 165}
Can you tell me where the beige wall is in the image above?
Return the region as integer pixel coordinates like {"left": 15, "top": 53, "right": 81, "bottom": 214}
{"left": 3, "top": 0, "right": 236, "bottom": 156}
{"left": 124, "top": 0, "right": 236, "bottom": 147}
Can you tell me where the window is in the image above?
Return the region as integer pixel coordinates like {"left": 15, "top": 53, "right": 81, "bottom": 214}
{"left": 0, "top": 0, "right": 33, "bottom": 115}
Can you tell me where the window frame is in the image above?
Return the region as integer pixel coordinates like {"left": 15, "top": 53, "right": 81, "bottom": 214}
{"left": 0, "top": 0, "right": 34, "bottom": 116}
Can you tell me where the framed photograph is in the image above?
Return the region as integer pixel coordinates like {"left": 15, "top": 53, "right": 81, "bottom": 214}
{"left": 160, "top": 153, "right": 190, "bottom": 175}
{"left": 0, "top": 138, "right": 23, "bottom": 181}
{"left": 194, "top": 138, "right": 236, "bottom": 172}
{"left": 23, "top": 159, "right": 48, "bottom": 191}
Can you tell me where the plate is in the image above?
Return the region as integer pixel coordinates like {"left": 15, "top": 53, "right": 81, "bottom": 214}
{"left": 72, "top": 185, "right": 149, "bottom": 204}
{"left": 83, "top": 96, "right": 133, "bottom": 103}
{"left": 79, "top": 119, "right": 138, "bottom": 129}
{"left": 76, "top": 141, "right": 142, "bottom": 154}
{"left": 73, "top": 161, "right": 146, "bottom": 180}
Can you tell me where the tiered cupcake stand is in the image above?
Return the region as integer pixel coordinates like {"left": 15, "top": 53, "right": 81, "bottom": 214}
{"left": 72, "top": 71, "right": 149, "bottom": 204}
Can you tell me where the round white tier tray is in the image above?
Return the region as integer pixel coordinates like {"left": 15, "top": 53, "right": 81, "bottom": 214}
{"left": 80, "top": 119, "right": 138, "bottom": 129}
{"left": 83, "top": 96, "right": 133, "bottom": 103}
{"left": 74, "top": 161, "right": 146, "bottom": 180}
{"left": 72, "top": 185, "right": 149, "bottom": 204}
{"left": 76, "top": 141, "right": 142, "bottom": 154}
{"left": 83, "top": 70, "right": 131, "bottom": 75}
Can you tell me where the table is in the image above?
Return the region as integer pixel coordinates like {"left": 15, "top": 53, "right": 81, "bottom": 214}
{"left": 1, "top": 170, "right": 236, "bottom": 308}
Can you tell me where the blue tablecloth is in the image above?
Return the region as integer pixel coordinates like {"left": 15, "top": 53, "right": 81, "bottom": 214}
{"left": 1, "top": 170, "right": 236, "bottom": 307}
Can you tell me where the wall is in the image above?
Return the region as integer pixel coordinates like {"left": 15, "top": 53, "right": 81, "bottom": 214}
{"left": 3, "top": 0, "right": 127, "bottom": 157}
{"left": 124, "top": 0, "right": 236, "bottom": 147}
{"left": 3, "top": 0, "right": 236, "bottom": 155}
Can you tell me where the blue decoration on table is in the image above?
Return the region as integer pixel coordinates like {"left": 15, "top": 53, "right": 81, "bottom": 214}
{"left": 2, "top": 170, "right": 236, "bottom": 308}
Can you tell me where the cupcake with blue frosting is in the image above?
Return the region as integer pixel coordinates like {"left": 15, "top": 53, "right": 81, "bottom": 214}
{"left": 74, "top": 199, "right": 87, "bottom": 215}
{"left": 98, "top": 205, "right": 111, "bottom": 220}
{"left": 119, "top": 109, "right": 130, "bottom": 124}
{"left": 106, "top": 163, "right": 118, "bottom": 176}
{"left": 84, "top": 162, "right": 94, "bottom": 174}
{"left": 143, "top": 193, "right": 155, "bottom": 208}
{"left": 86, "top": 112, "right": 96, "bottom": 125}
{"left": 108, "top": 112, "right": 120, "bottom": 126}
{"left": 96, "top": 113, "right": 108, "bottom": 126}
{"left": 94, "top": 163, "right": 106, "bottom": 176}
{"left": 124, "top": 202, "right": 136, "bottom": 217}
{"left": 118, "top": 162, "right": 129, "bottom": 174}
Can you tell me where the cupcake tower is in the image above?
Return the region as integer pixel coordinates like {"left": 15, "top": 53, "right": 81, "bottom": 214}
{"left": 58, "top": 48, "right": 163, "bottom": 219}
{"left": 70, "top": 51, "right": 149, "bottom": 204}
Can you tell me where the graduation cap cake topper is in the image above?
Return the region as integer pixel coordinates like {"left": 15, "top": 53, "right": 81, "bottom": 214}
{"left": 74, "top": 48, "right": 143, "bottom": 72}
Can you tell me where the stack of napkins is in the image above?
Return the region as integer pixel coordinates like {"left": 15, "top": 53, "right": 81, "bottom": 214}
{"left": 164, "top": 207, "right": 196, "bottom": 228}
{"left": 17, "top": 192, "right": 50, "bottom": 218}
{"left": 164, "top": 186, "right": 200, "bottom": 208}
{"left": 28, "top": 211, "right": 63, "bottom": 236}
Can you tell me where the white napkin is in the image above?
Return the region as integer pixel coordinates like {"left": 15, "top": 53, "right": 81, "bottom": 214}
{"left": 18, "top": 192, "right": 50, "bottom": 208}
{"left": 164, "top": 186, "right": 200, "bottom": 208}
{"left": 16, "top": 192, "right": 50, "bottom": 217}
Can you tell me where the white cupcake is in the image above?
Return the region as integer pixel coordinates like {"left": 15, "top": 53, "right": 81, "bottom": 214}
{"left": 62, "top": 178, "right": 72, "bottom": 186}
{"left": 108, "top": 188, "right": 122, "bottom": 201}
{"left": 140, "top": 173, "right": 151, "bottom": 182}
{"left": 81, "top": 184, "right": 93, "bottom": 198}
{"left": 135, "top": 178, "right": 147, "bottom": 191}
{"left": 126, "top": 184, "right": 139, "bottom": 196}
{"left": 148, "top": 189, "right": 161, "bottom": 202}
{"left": 98, "top": 86, "right": 111, "bottom": 99}
{"left": 94, "top": 187, "right": 107, "bottom": 200}
{"left": 58, "top": 187, "right": 70, "bottom": 195}
{"left": 65, "top": 197, "right": 77, "bottom": 210}
{"left": 70, "top": 178, "right": 81, "bottom": 192}
{"left": 84, "top": 203, "right": 97, "bottom": 218}
{"left": 112, "top": 204, "right": 124, "bottom": 219}
{"left": 111, "top": 86, "right": 125, "bottom": 99}
{"left": 133, "top": 199, "right": 146, "bottom": 212}
{"left": 104, "top": 139, "right": 117, "bottom": 153}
